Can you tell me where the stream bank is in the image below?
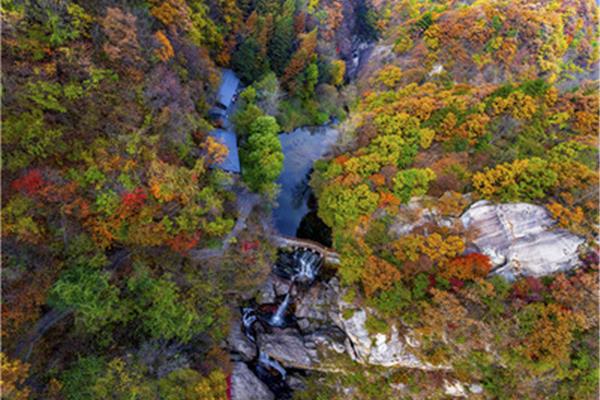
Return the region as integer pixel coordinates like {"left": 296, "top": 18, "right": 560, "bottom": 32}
{"left": 229, "top": 122, "right": 342, "bottom": 399}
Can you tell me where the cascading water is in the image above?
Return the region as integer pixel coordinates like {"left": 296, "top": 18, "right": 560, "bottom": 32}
{"left": 273, "top": 248, "right": 323, "bottom": 283}
{"left": 269, "top": 291, "right": 292, "bottom": 327}
{"left": 296, "top": 250, "right": 321, "bottom": 282}
{"left": 258, "top": 352, "right": 287, "bottom": 379}
{"left": 241, "top": 307, "right": 257, "bottom": 342}
{"left": 234, "top": 248, "right": 324, "bottom": 399}
{"left": 268, "top": 249, "right": 321, "bottom": 327}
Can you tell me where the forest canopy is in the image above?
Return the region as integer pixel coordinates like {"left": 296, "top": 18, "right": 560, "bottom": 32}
{"left": 1, "top": 0, "right": 599, "bottom": 399}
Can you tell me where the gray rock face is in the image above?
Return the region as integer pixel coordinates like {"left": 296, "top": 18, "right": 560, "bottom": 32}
{"left": 294, "top": 281, "right": 337, "bottom": 322}
{"left": 230, "top": 362, "right": 274, "bottom": 400}
{"left": 258, "top": 331, "right": 318, "bottom": 370}
{"left": 461, "top": 201, "right": 584, "bottom": 280}
{"left": 228, "top": 318, "right": 257, "bottom": 361}
{"left": 257, "top": 275, "right": 294, "bottom": 305}
{"left": 331, "top": 308, "right": 446, "bottom": 370}
{"left": 257, "top": 328, "right": 347, "bottom": 372}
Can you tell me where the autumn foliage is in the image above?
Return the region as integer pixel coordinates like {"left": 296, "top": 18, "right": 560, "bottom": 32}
{"left": 441, "top": 253, "right": 492, "bottom": 281}
{"left": 11, "top": 169, "right": 45, "bottom": 196}
{"left": 362, "top": 255, "right": 401, "bottom": 297}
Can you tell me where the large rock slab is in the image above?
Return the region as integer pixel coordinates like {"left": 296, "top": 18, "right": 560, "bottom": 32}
{"left": 230, "top": 362, "right": 274, "bottom": 400}
{"left": 461, "top": 201, "right": 584, "bottom": 280}
{"left": 257, "top": 328, "right": 348, "bottom": 372}
{"left": 258, "top": 331, "right": 318, "bottom": 370}
{"left": 331, "top": 308, "right": 443, "bottom": 369}
{"left": 294, "top": 280, "right": 338, "bottom": 322}
{"left": 227, "top": 318, "right": 257, "bottom": 362}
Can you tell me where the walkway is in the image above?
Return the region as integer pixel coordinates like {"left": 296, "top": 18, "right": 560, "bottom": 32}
{"left": 189, "top": 186, "right": 340, "bottom": 264}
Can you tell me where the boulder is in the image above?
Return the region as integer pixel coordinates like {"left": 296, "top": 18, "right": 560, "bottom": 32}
{"left": 272, "top": 275, "right": 292, "bottom": 297}
{"left": 286, "top": 375, "right": 306, "bottom": 391}
{"left": 257, "top": 280, "right": 275, "bottom": 305}
{"left": 297, "top": 318, "right": 310, "bottom": 332}
{"left": 258, "top": 331, "right": 318, "bottom": 370}
{"left": 294, "top": 281, "right": 337, "bottom": 322}
{"left": 331, "top": 308, "right": 440, "bottom": 369}
{"left": 230, "top": 362, "right": 274, "bottom": 400}
{"left": 469, "top": 384, "right": 484, "bottom": 394}
{"left": 304, "top": 328, "right": 347, "bottom": 355}
{"left": 461, "top": 201, "right": 584, "bottom": 280}
{"left": 257, "top": 328, "right": 348, "bottom": 372}
{"left": 444, "top": 380, "right": 467, "bottom": 397}
{"left": 228, "top": 318, "right": 257, "bottom": 362}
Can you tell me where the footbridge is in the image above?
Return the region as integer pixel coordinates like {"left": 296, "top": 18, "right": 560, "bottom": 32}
{"left": 271, "top": 235, "right": 340, "bottom": 265}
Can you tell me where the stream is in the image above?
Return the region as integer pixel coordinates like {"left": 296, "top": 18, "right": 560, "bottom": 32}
{"left": 273, "top": 125, "right": 338, "bottom": 243}
{"left": 231, "top": 124, "right": 339, "bottom": 399}
{"left": 240, "top": 248, "right": 323, "bottom": 399}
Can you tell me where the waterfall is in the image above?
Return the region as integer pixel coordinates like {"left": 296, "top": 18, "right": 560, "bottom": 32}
{"left": 295, "top": 250, "right": 321, "bottom": 282}
{"left": 235, "top": 249, "right": 324, "bottom": 398}
{"left": 267, "top": 249, "right": 323, "bottom": 327}
{"left": 274, "top": 248, "right": 322, "bottom": 282}
{"left": 241, "top": 307, "right": 257, "bottom": 342}
{"left": 258, "top": 352, "right": 287, "bottom": 379}
{"left": 269, "top": 292, "right": 291, "bottom": 327}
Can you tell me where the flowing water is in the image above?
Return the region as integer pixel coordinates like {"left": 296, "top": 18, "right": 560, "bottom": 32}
{"left": 273, "top": 126, "right": 338, "bottom": 238}
{"left": 233, "top": 118, "right": 336, "bottom": 398}
{"left": 269, "top": 291, "right": 292, "bottom": 327}
{"left": 239, "top": 248, "right": 323, "bottom": 398}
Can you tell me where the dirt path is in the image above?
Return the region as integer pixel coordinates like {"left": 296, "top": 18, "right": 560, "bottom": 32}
{"left": 190, "top": 186, "right": 262, "bottom": 261}
{"left": 189, "top": 186, "right": 340, "bottom": 263}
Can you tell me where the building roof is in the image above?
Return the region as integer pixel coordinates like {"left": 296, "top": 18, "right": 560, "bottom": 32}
{"left": 210, "top": 129, "right": 240, "bottom": 173}
{"left": 217, "top": 69, "right": 240, "bottom": 109}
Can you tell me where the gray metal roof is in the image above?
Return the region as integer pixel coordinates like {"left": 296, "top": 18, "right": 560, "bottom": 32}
{"left": 209, "top": 129, "right": 240, "bottom": 173}
{"left": 217, "top": 69, "right": 240, "bottom": 109}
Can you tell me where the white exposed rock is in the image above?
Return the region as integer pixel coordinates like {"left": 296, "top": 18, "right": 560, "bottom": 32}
{"left": 304, "top": 330, "right": 347, "bottom": 354}
{"left": 390, "top": 382, "right": 408, "bottom": 393}
{"left": 332, "top": 308, "right": 446, "bottom": 369}
{"left": 461, "top": 201, "right": 584, "bottom": 280}
{"left": 230, "top": 362, "right": 274, "bottom": 400}
{"left": 470, "top": 384, "right": 484, "bottom": 394}
{"left": 429, "top": 64, "right": 444, "bottom": 76}
{"left": 444, "top": 380, "right": 467, "bottom": 397}
{"left": 404, "top": 334, "right": 421, "bottom": 348}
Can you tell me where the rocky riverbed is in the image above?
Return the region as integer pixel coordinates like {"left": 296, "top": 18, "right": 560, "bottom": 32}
{"left": 228, "top": 198, "right": 588, "bottom": 399}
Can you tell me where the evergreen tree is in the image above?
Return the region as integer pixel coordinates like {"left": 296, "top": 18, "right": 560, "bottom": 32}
{"left": 232, "top": 37, "right": 270, "bottom": 83}
{"left": 297, "top": 62, "right": 318, "bottom": 99}
{"left": 237, "top": 0, "right": 256, "bottom": 18}
{"left": 256, "top": 0, "right": 279, "bottom": 14}
{"left": 354, "top": 1, "right": 379, "bottom": 42}
{"left": 241, "top": 116, "right": 284, "bottom": 192}
{"left": 268, "top": 0, "right": 296, "bottom": 75}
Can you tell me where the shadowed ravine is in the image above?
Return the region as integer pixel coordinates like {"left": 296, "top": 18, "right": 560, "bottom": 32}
{"left": 238, "top": 248, "right": 323, "bottom": 399}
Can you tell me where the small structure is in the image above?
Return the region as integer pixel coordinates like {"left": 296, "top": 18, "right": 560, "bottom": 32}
{"left": 208, "top": 69, "right": 242, "bottom": 174}
{"left": 210, "top": 129, "right": 240, "bottom": 174}
{"left": 216, "top": 68, "right": 240, "bottom": 110}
